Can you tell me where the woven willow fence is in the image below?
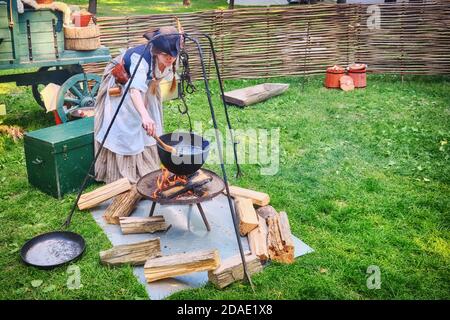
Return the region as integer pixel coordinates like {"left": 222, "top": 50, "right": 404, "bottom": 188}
{"left": 86, "top": 1, "right": 450, "bottom": 79}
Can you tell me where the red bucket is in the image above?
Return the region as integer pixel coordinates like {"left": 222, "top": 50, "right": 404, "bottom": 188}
{"left": 325, "top": 65, "right": 345, "bottom": 88}
{"left": 348, "top": 64, "right": 367, "bottom": 88}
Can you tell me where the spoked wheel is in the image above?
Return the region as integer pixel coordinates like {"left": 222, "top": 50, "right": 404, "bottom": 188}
{"left": 56, "top": 73, "right": 101, "bottom": 123}
{"left": 32, "top": 66, "right": 63, "bottom": 110}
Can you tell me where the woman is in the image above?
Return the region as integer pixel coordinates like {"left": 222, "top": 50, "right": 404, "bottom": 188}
{"left": 94, "top": 26, "right": 181, "bottom": 183}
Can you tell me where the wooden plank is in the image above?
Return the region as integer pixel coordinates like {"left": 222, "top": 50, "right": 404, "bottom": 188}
{"left": 119, "top": 216, "right": 171, "bottom": 234}
{"left": 78, "top": 178, "right": 131, "bottom": 210}
{"left": 234, "top": 197, "right": 258, "bottom": 236}
{"left": 99, "top": 239, "right": 161, "bottom": 266}
{"left": 103, "top": 185, "right": 142, "bottom": 224}
{"left": 226, "top": 186, "right": 270, "bottom": 207}
{"left": 224, "top": 83, "right": 289, "bottom": 107}
{"left": 208, "top": 252, "right": 264, "bottom": 289}
{"left": 144, "top": 249, "right": 220, "bottom": 283}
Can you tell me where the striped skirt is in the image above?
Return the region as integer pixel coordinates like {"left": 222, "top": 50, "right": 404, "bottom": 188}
{"left": 94, "top": 141, "right": 160, "bottom": 184}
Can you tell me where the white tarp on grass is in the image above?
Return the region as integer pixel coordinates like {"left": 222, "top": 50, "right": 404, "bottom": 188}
{"left": 91, "top": 194, "right": 314, "bottom": 300}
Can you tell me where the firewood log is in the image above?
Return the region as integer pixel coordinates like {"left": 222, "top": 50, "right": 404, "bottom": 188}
{"left": 78, "top": 178, "right": 131, "bottom": 210}
{"left": 119, "top": 216, "right": 171, "bottom": 234}
{"left": 247, "top": 215, "right": 269, "bottom": 262}
{"left": 103, "top": 184, "right": 142, "bottom": 225}
{"left": 144, "top": 249, "right": 220, "bottom": 282}
{"left": 256, "top": 206, "right": 295, "bottom": 264}
{"left": 208, "top": 252, "right": 264, "bottom": 289}
{"left": 225, "top": 185, "right": 270, "bottom": 207}
{"left": 160, "top": 171, "right": 212, "bottom": 199}
{"left": 99, "top": 239, "right": 161, "bottom": 266}
{"left": 279, "top": 211, "right": 295, "bottom": 260}
{"left": 235, "top": 197, "right": 259, "bottom": 236}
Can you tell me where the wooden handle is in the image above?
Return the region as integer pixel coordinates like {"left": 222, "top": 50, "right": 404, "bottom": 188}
{"left": 154, "top": 135, "right": 176, "bottom": 154}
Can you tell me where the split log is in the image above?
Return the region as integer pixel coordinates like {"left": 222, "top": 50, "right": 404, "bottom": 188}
{"left": 144, "top": 249, "right": 220, "bottom": 283}
{"left": 208, "top": 252, "right": 264, "bottom": 289}
{"left": 279, "top": 211, "right": 295, "bottom": 260}
{"left": 99, "top": 239, "right": 161, "bottom": 266}
{"left": 103, "top": 185, "right": 142, "bottom": 224}
{"left": 247, "top": 215, "right": 269, "bottom": 262}
{"left": 226, "top": 186, "right": 270, "bottom": 207}
{"left": 257, "top": 206, "right": 295, "bottom": 264}
{"left": 119, "top": 216, "right": 171, "bottom": 234}
{"left": 160, "top": 171, "right": 212, "bottom": 199}
{"left": 235, "top": 197, "right": 259, "bottom": 236}
{"left": 256, "top": 205, "right": 277, "bottom": 219}
{"left": 78, "top": 178, "right": 131, "bottom": 210}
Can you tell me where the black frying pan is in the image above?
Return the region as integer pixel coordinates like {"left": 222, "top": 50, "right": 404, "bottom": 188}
{"left": 21, "top": 231, "right": 85, "bottom": 269}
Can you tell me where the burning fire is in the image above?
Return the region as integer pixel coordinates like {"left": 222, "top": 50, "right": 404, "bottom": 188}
{"left": 152, "top": 167, "right": 188, "bottom": 198}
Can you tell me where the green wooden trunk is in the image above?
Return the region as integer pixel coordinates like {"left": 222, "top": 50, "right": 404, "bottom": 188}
{"left": 24, "top": 117, "right": 94, "bottom": 199}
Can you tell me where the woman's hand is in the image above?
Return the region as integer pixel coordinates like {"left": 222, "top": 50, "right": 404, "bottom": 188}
{"left": 141, "top": 114, "right": 156, "bottom": 137}
{"left": 130, "top": 88, "right": 156, "bottom": 136}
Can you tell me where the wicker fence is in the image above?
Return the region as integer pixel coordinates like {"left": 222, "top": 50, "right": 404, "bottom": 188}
{"left": 86, "top": 1, "right": 450, "bottom": 79}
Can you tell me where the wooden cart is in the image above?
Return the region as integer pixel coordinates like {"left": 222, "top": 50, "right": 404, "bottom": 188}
{"left": 0, "top": 0, "right": 110, "bottom": 123}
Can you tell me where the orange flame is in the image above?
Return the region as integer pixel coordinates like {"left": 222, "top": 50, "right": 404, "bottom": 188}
{"left": 152, "top": 167, "right": 188, "bottom": 198}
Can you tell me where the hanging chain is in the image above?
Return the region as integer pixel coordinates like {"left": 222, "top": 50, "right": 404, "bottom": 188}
{"left": 177, "top": 49, "right": 195, "bottom": 132}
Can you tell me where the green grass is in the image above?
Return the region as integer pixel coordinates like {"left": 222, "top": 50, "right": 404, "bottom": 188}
{"left": 69, "top": 0, "right": 229, "bottom": 16}
{"left": 0, "top": 74, "right": 449, "bottom": 299}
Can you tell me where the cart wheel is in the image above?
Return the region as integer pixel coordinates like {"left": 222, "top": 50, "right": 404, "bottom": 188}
{"left": 32, "top": 66, "right": 63, "bottom": 110}
{"left": 56, "top": 73, "right": 101, "bottom": 123}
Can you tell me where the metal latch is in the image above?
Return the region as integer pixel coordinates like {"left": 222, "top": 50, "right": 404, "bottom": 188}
{"left": 32, "top": 157, "right": 43, "bottom": 165}
{"left": 63, "top": 145, "right": 68, "bottom": 160}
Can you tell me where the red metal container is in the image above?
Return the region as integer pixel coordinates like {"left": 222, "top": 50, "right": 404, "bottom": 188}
{"left": 72, "top": 12, "right": 92, "bottom": 27}
{"left": 325, "top": 65, "right": 345, "bottom": 88}
{"left": 348, "top": 64, "right": 367, "bottom": 88}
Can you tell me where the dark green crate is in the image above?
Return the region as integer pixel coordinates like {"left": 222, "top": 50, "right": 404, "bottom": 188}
{"left": 24, "top": 117, "right": 94, "bottom": 199}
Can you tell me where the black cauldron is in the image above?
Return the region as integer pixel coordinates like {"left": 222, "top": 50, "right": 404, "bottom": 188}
{"left": 156, "top": 132, "right": 210, "bottom": 176}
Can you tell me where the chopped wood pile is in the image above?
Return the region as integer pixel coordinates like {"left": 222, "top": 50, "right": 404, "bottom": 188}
{"left": 225, "top": 185, "right": 295, "bottom": 264}
{"left": 82, "top": 177, "right": 297, "bottom": 289}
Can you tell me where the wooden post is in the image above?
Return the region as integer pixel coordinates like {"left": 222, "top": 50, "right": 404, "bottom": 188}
{"left": 99, "top": 239, "right": 161, "bottom": 266}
